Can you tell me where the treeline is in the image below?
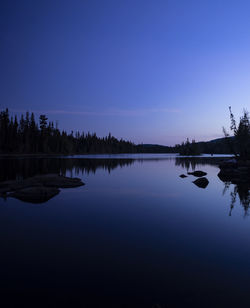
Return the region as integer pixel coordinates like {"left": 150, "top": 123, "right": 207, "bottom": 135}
{"left": 196, "top": 138, "right": 232, "bottom": 155}
{"left": 174, "top": 138, "right": 201, "bottom": 155}
{"left": 175, "top": 108, "right": 250, "bottom": 157}
{"left": 173, "top": 137, "right": 232, "bottom": 155}
{"left": 0, "top": 109, "right": 136, "bottom": 154}
{"left": 136, "top": 144, "right": 175, "bottom": 153}
{"left": 1, "top": 107, "right": 246, "bottom": 155}
{"left": 137, "top": 138, "right": 233, "bottom": 155}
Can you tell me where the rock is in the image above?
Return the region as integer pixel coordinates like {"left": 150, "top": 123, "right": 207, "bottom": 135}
{"left": 30, "top": 174, "right": 84, "bottom": 188}
{"left": 193, "top": 177, "right": 209, "bottom": 189}
{"left": 0, "top": 174, "right": 84, "bottom": 194}
{"left": 10, "top": 187, "right": 60, "bottom": 203}
{"left": 218, "top": 170, "right": 250, "bottom": 184}
{"left": 0, "top": 174, "right": 85, "bottom": 203}
{"left": 179, "top": 174, "right": 187, "bottom": 178}
{"left": 188, "top": 170, "right": 207, "bottom": 177}
{"left": 218, "top": 159, "right": 250, "bottom": 184}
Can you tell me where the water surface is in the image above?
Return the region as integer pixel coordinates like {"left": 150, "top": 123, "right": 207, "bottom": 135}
{"left": 0, "top": 155, "right": 249, "bottom": 307}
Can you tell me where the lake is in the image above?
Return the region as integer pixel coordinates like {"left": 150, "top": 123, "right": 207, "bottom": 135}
{"left": 1, "top": 154, "right": 250, "bottom": 307}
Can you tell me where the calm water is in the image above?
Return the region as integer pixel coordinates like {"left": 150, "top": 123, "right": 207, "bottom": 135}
{"left": 1, "top": 154, "right": 250, "bottom": 307}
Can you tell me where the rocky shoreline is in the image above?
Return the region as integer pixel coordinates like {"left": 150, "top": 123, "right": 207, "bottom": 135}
{"left": 218, "top": 159, "right": 250, "bottom": 184}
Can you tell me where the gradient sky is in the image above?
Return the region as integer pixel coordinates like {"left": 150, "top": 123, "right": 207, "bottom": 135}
{"left": 1, "top": 0, "right": 250, "bottom": 145}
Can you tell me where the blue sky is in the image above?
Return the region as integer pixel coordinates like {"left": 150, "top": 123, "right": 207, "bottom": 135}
{"left": 1, "top": 0, "right": 250, "bottom": 145}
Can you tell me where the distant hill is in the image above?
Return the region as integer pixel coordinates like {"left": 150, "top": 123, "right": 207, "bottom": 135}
{"left": 136, "top": 144, "right": 175, "bottom": 153}
{"left": 195, "top": 137, "right": 233, "bottom": 154}
{"left": 136, "top": 137, "right": 234, "bottom": 154}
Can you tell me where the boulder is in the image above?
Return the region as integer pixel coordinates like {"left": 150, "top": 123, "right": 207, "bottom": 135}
{"left": 193, "top": 177, "right": 209, "bottom": 189}
{"left": 188, "top": 170, "right": 207, "bottom": 177}
{"left": 179, "top": 174, "right": 187, "bottom": 178}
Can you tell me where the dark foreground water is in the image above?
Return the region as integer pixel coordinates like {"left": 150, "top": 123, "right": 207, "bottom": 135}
{"left": 1, "top": 154, "right": 250, "bottom": 307}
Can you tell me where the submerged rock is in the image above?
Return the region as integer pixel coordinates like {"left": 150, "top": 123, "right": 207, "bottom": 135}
{"left": 193, "top": 177, "right": 209, "bottom": 189}
{"left": 10, "top": 187, "right": 60, "bottom": 203}
{"left": 179, "top": 174, "right": 187, "bottom": 178}
{"left": 188, "top": 170, "right": 207, "bottom": 177}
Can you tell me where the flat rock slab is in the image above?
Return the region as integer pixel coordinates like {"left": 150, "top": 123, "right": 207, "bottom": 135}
{"left": 31, "top": 174, "right": 85, "bottom": 188}
{"left": 10, "top": 187, "right": 60, "bottom": 203}
{"left": 188, "top": 170, "right": 207, "bottom": 177}
{"left": 0, "top": 174, "right": 84, "bottom": 194}
{"left": 193, "top": 177, "right": 209, "bottom": 189}
{"left": 0, "top": 174, "right": 85, "bottom": 203}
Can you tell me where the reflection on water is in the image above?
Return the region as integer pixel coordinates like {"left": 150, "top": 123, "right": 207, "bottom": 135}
{"left": 0, "top": 156, "right": 227, "bottom": 182}
{"left": 175, "top": 157, "right": 250, "bottom": 217}
{"left": 2, "top": 155, "right": 250, "bottom": 306}
{"left": 0, "top": 158, "right": 134, "bottom": 182}
{"left": 175, "top": 156, "right": 223, "bottom": 171}
{"left": 2, "top": 156, "right": 250, "bottom": 216}
{"left": 222, "top": 181, "right": 250, "bottom": 217}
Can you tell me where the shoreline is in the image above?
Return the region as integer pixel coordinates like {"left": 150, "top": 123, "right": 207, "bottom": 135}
{"left": 0, "top": 153, "right": 233, "bottom": 159}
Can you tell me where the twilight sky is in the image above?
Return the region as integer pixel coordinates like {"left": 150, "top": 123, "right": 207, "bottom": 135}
{"left": 1, "top": 0, "right": 250, "bottom": 145}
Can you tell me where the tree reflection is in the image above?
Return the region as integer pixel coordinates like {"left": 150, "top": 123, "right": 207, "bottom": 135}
{"left": 176, "top": 157, "right": 250, "bottom": 217}
{"left": 175, "top": 157, "right": 221, "bottom": 172}
{"left": 0, "top": 158, "right": 135, "bottom": 182}
{"left": 221, "top": 181, "right": 250, "bottom": 217}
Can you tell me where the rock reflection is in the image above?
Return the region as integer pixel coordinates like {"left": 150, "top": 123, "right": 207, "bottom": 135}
{"left": 176, "top": 157, "right": 250, "bottom": 216}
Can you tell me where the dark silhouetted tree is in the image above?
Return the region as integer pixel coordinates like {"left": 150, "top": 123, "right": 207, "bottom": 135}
{"left": 0, "top": 109, "right": 137, "bottom": 154}
{"left": 223, "top": 107, "right": 250, "bottom": 160}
